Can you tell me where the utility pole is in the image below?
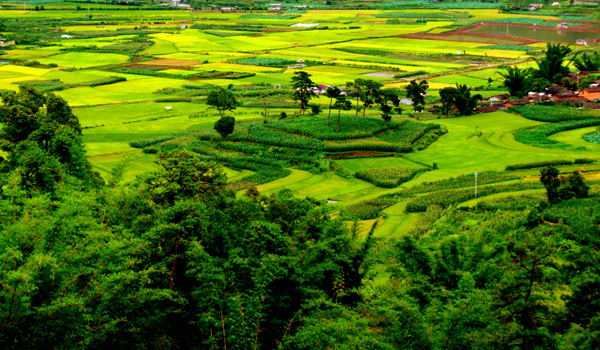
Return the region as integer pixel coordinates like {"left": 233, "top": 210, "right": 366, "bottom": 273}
{"left": 474, "top": 172, "right": 479, "bottom": 198}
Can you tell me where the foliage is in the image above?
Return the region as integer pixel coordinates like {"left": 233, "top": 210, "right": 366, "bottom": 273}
{"left": 572, "top": 52, "right": 600, "bottom": 72}
{"left": 497, "top": 66, "right": 532, "bottom": 98}
{"left": 376, "top": 89, "right": 401, "bottom": 127}
{"left": 345, "top": 197, "right": 396, "bottom": 220}
{"left": 213, "top": 116, "right": 236, "bottom": 140}
{"left": 405, "top": 80, "right": 428, "bottom": 112}
{"left": 438, "top": 84, "right": 482, "bottom": 116}
{"left": 206, "top": 88, "right": 239, "bottom": 118}
{"left": 355, "top": 167, "right": 426, "bottom": 188}
{"left": 0, "top": 86, "right": 100, "bottom": 191}
{"left": 541, "top": 166, "right": 590, "bottom": 204}
{"left": 533, "top": 43, "right": 572, "bottom": 84}
{"left": 291, "top": 71, "right": 316, "bottom": 115}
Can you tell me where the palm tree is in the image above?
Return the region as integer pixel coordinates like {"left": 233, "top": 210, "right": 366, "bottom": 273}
{"left": 325, "top": 86, "right": 341, "bottom": 127}
{"left": 497, "top": 66, "right": 532, "bottom": 98}
{"left": 452, "top": 84, "right": 482, "bottom": 116}
{"left": 572, "top": 52, "right": 600, "bottom": 72}
{"left": 533, "top": 43, "right": 572, "bottom": 83}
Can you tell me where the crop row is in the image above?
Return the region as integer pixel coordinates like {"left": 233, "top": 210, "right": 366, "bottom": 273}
{"left": 323, "top": 139, "right": 409, "bottom": 153}
{"left": 543, "top": 198, "right": 600, "bottom": 240}
{"left": 270, "top": 116, "right": 389, "bottom": 141}
{"left": 355, "top": 167, "right": 426, "bottom": 188}
{"left": 231, "top": 57, "right": 296, "bottom": 67}
{"left": 505, "top": 159, "right": 573, "bottom": 171}
{"left": 475, "top": 193, "right": 546, "bottom": 211}
{"left": 345, "top": 197, "right": 396, "bottom": 220}
{"left": 510, "top": 105, "right": 600, "bottom": 122}
{"left": 377, "top": 121, "right": 440, "bottom": 147}
{"left": 382, "top": 172, "right": 520, "bottom": 198}
{"left": 515, "top": 119, "right": 600, "bottom": 150}
{"left": 405, "top": 182, "right": 545, "bottom": 212}
{"left": 477, "top": 44, "right": 539, "bottom": 51}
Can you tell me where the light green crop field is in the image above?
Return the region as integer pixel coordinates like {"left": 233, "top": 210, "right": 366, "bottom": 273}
{"left": 37, "top": 52, "right": 130, "bottom": 68}
{"left": 1, "top": 6, "right": 597, "bottom": 239}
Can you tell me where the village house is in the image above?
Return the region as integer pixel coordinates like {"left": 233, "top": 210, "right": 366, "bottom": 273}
{"left": 579, "top": 87, "right": 600, "bottom": 101}
{"left": 557, "top": 22, "right": 569, "bottom": 29}
{"left": 551, "top": 92, "right": 580, "bottom": 103}
{"left": 484, "top": 93, "right": 510, "bottom": 103}
{"left": 503, "top": 98, "right": 530, "bottom": 107}
{"left": 220, "top": 7, "right": 237, "bottom": 12}
{"left": 576, "top": 39, "right": 588, "bottom": 46}
{"left": 583, "top": 103, "right": 600, "bottom": 109}
{"left": 555, "top": 97, "right": 589, "bottom": 105}
{"left": 477, "top": 104, "right": 502, "bottom": 113}
{"left": 527, "top": 92, "right": 550, "bottom": 103}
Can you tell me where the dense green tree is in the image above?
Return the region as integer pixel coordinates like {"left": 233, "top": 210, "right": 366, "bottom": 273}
{"left": 325, "top": 85, "right": 341, "bottom": 127}
{"left": 540, "top": 166, "right": 561, "bottom": 204}
{"left": 534, "top": 43, "right": 572, "bottom": 84}
{"left": 291, "top": 71, "right": 316, "bottom": 115}
{"left": 0, "top": 86, "right": 100, "bottom": 191}
{"left": 437, "top": 86, "right": 456, "bottom": 116}
{"left": 361, "top": 80, "right": 383, "bottom": 119}
{"left": 376, "top": 89, "right": 400, "bottom": 127}
{"left": 497, "top": 66, "right": 532, "bottom": 98}
{"left": 206, "top": 87, "right": 239, "bottom": 118}
{"left": 214, "top": 115, "right": 235, "bottom": 140}
{"left": 405, "top": 80, "right": 428, "bottom": 112}
{"left": 346, "top": 79, "right": 367, "bottom": 117}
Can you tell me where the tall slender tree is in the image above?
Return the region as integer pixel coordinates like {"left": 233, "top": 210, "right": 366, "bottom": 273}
{"left": 361, "top": 80, "right": 383, "bottom": 119}
{"left": 325, "top": 86, "right": 341, "bottom": 127}
{"left": 376, "top": 89, "right": 400, "bottom": 127}
{"left": 291, "top": 71, "right": 316, "bottom": 115}
{"left": 333, "top": 93, "right": 352, "bottom": 133}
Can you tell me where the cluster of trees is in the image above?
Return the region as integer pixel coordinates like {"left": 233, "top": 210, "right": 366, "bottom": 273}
{"left": 292, "top": 72, "right": 414, "bottom": 131}
{"left": 499, "top": 43, "right": 599, "bottom": 98}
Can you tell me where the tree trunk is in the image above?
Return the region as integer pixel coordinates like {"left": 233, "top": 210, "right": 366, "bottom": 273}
{"left": 337, "top": 108, "right": 341, "bottom": 133}
{"left": 169, "top": 231, "right": 181, "bottom": 290}
{"left": 327, "top": 98, "right": 332, "bottom": 126}
{"left": 355, "top": 93, "right": 359, "bottom": 117}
